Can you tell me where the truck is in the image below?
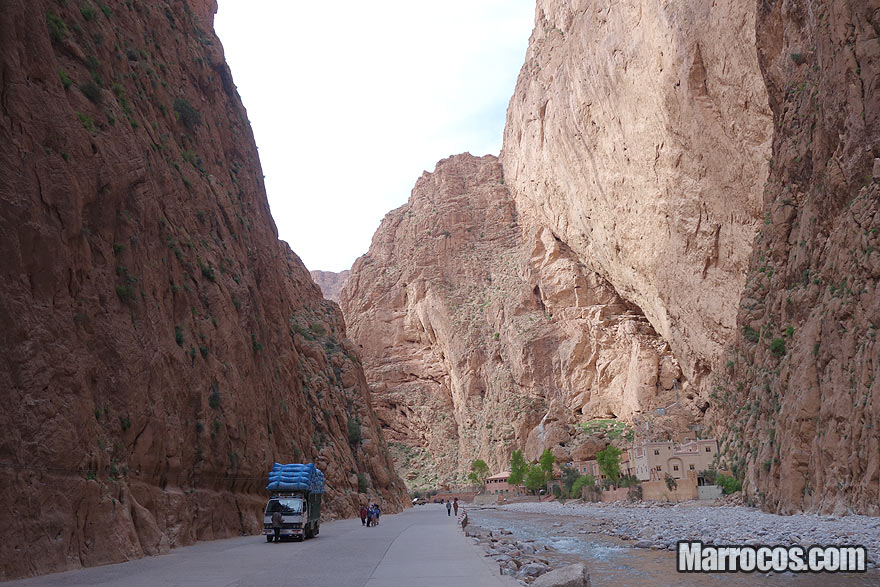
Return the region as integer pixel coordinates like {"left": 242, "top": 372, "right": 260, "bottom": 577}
{"left": 263, "top": 463, "right": 324, "bottom": 542}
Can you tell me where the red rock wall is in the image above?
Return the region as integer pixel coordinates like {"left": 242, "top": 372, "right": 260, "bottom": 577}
{"left": 717, "top": 0, "right": 880, "bottom": 514}
{"left": 0, "top": 0, "right": 406, "bottom": 579}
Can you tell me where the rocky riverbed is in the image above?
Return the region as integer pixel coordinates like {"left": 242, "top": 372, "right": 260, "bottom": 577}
{"left": 464, "top": 502, "right": 880, "bottom": 586}
{"left": 498, "top": 501, "right": 880, "bottom": 567}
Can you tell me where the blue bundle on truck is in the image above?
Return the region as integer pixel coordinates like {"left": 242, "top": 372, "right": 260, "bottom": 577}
{"left": 263, "top": 463, "right": 324, "bottom": 542}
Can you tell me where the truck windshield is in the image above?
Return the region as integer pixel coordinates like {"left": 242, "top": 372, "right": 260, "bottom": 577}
{"left": 266, "top": 498, "right": 303, "bottom": 515}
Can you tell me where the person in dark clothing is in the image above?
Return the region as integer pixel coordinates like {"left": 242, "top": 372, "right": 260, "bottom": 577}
{"left": 453, "top": 497, "right": 459, "bottom": 516}
{"left": 359, "top": 505, "right": 368, "bottom": 526}
{"left": 446, "top": 500, "right": 452, "bottom": 516}
{"left": 271, "top": 509, "right": 284, "bottom": 542}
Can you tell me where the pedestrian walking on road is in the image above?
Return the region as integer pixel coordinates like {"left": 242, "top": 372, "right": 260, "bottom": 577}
{"left": 446, "top": 501, "right": 452, "bottom": 516}
{"left": 453, "top": 497, "right": 459, "bottom": 516}
{"left": 271, "top": 509, "right": 284, "bottom": 542}
{"left": 375, "top": 504, "right": 381, "bottom": 525}
{"left": 359, "top": 505, "right": 367, "bottom": 526}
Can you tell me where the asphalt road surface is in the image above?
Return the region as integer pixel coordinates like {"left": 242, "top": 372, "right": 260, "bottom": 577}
{"left": 7, "top": 504, "right": 515, "bottom": 587}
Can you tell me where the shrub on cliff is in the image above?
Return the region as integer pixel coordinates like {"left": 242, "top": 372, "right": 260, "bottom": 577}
{"left": 769, "top": 337, "right": 786, "bottom": 357}
{"left": 173, "top": 98, "right": 201, "bottom": 132}
{"left": 46, "top": 11, "right": 67, "bottom": 42}
{"left": 357, "top": 473, "right": 369, "bottom": 493}
{"left": 347, "top": 417, "right": 362, "bottom": 444}
{"left": 80, "top": 81, "right": 102, "bottom": 104}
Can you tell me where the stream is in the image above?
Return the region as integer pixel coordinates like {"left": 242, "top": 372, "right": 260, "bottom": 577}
{"left": 468, "top": 507, "right": 877, "bottom": 586}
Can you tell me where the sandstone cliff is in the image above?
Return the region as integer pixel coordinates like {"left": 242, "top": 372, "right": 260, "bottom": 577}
{"left": 497, "top": 0, "right": 879, "bottom": 514}
{"left": 0, "top": 0, "right": 405, "bottom": 579}
{"left": 716, "top": 0, "right": 880, "bottom": 515}
{"left": 342, "top": 0, "right": 879, "bottom": 518}
{"left": 340, "top": 154, "right": 685, "bottom": 489}
{"left": 500, "top": 0, "right": 773, "bottom": 390}
{"left": 310, "top": 269, "right": 350, "bottom": 303}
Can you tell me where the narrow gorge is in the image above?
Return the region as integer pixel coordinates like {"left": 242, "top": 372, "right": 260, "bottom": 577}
{"left": 335, "top": 0, "right": 880, "bottom": 516}
{"left": 2, "top": 0, "right": 878, "bottom": 582}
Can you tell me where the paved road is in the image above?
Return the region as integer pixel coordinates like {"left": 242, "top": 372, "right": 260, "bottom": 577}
{"left": 7, "top": 504, "right": 515, "bottom": 587}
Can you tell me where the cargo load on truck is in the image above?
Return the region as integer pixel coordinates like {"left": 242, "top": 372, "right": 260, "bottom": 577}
{"left": 266, "top": 462, "right": 325, "bottom": 493}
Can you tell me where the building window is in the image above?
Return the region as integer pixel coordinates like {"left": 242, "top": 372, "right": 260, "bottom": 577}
{"left": 654, "top": 449, "right": 660, "bottom": 455}
{"left": 689, "top": 464, "right": 695, "bottom": 470}
{"left": 705, "top": 446, "right": 712, "bottom": 452}
{"left": 673, "top": 465, "right": 679, "bottom": 471}
{"left": 656, "top": 465, "right": 662, "bottom": 471}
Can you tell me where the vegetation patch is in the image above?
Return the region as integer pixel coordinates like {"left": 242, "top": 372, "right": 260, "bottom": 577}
{"left": 578, "top": 419, "right": 634, "bottom": 441}
{"left": 173, "top": 98, "right": 201, "bottom": 131}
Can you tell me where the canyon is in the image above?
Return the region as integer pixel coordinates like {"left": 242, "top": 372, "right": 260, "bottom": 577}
{"left": 338, "top": 0, "right": 880, "bottom": 516}
{"left": 0, "top": 0, "right": 406, "bottom": 580}
{"left": 310, "top": 269, "right": 349, "bottom": 303}
{"left": 1, "top": 0, "right": 878, "bottom": 582}
{"left": 340, "top": 153, "right": 688, "bottom": 490}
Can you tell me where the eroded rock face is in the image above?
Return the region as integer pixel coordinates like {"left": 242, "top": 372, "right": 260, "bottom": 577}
{"left": 0, "top": 0, "right": 405, "bottom": 579}
{"left": 500, "top": 0, "right": 773, "bottom": 388}
{"left": 310, "top": 270, "right": 350, "bottom": 303}
{"left": 340, "top": 154, "right": 681, "bottom": 488}
{"left": 716, "top": 0, "right": 880, "bottom": 515}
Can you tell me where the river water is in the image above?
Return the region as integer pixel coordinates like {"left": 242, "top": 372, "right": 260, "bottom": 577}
{"left": 468, "top": 507, "right": 878, "bottom": 586}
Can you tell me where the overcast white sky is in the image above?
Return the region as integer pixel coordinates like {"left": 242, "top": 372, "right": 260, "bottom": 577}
{"left": 214, "top": 1, "right": 535, "bottom": 272}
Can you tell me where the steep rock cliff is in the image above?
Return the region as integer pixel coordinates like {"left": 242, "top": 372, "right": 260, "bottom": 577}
{"left": 340, "top": 154, "right": 683, "bottom": 488}
{"left": 500, "top": 0, "right": 773, "bottom": 389}
{"left": 717, "top": 0, "right": 880, "bottom": 515}
{"left": 310, "top": 269, "right": 350, "bottom": 303}
{"left": 0, "top": 0, "right": 405, "bottom": 579}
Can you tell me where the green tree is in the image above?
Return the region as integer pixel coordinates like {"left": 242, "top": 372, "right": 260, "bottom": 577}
{"left": 716, "top": 474, "right": 742, "bottom": 495}
{"left": 524, "top": 463, "right": 546, "bottom": 494}
{"left": 538, "top": 448, "right": 555, "bottom": 483}
{"left": 508, "top": 449, "right": 527, "bottom": 486}
{"left": 664, "top": 473, "right": 678, "bottom": 491}
{"left": 596, "top": 445, "right": 622, "bottom": 482}
{"left": 561, "top": 466, "right": 580, "bottom": 495}
{"left": 570, "top": 474, "right": 595, "bottom": 498}
{"left": 471, "top": 459, "right": 489, "bottom": 482}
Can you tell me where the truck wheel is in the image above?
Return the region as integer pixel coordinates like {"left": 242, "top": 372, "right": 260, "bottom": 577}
{"left": 266, "top": 535, "right": 273, "bottom": 543}
{"left": 314, "top": 524, "right": 319, "bottom": 536}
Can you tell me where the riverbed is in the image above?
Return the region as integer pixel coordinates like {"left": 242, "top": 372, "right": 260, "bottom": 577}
{"left": 468, "top": 505, "right": 879, "bottom": 586}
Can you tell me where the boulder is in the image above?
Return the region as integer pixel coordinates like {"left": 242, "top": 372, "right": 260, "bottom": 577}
{"left": 518, "top": 562, "right": 551, "bottom": 579}
{"left": 532, "top": 563, "right": 591, "bottom": 587}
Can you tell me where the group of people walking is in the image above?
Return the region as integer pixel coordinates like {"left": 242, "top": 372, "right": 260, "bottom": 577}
{"left": 359, "top": 503, "right": 381, "bottom": 527}
{"left": 443, "top": 497, "right": 458, "bottom": 517}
